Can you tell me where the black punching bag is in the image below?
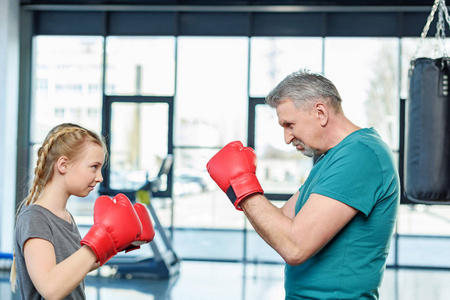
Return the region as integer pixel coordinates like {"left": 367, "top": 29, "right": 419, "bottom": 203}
{"left": 405, "top": 57, "right": 450, "bottom": 203}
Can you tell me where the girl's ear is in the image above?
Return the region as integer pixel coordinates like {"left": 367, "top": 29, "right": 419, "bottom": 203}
{"left": 56, "top": 156, "right": 69, "bottom": 174}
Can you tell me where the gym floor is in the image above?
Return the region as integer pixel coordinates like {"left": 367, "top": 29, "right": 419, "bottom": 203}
{"left": 2, "top": 204, "right": 450, "bottom": 299}
{"left": 2, "top": 262, "right": 450, "bottom": 300}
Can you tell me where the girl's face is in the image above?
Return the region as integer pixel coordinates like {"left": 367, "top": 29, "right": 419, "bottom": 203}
{"left": 64, "top": 144, "right": 105, "bottom": 197}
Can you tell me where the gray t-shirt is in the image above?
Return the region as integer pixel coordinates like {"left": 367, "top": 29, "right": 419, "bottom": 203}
{"left": 14, "top": 205, "right": 86, "bottom": 300}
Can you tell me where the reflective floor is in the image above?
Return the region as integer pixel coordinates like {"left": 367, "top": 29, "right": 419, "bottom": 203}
{"left": 2, "top": 261, "right": 450, "bottom": 300}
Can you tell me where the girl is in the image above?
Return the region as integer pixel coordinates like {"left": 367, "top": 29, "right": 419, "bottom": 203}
{"left": 11, "top": 123, "right": 107, "bottom": 299}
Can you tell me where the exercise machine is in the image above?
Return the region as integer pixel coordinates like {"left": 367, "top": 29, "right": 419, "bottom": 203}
{"left": 104, "top": 155, "right": 180, "bottom": 279}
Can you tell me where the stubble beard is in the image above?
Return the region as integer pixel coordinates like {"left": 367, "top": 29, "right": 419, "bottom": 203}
{"left": 292, "top": 139, "right": 319, "bottom": 158}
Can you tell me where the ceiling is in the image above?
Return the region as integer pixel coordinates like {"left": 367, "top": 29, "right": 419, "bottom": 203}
{"left": 19, "top": 0, "right": 436, "bottom": 7}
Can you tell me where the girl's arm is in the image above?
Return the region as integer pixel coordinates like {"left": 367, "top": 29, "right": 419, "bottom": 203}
{"left": 24, "top": 238, "right": 97, "bottom": 300}
{"left": 90, "top": 261, "right": 101, "bottom": 272}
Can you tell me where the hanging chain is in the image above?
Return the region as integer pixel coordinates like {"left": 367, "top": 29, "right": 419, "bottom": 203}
{"left": 441, "top": 0, "right": 450, "bottom": 43}
{"left": 413, "top": 0, "right": 441, "bottom": 61}
{"left": 435, "top": 0, "right": 447, "bottom": 57}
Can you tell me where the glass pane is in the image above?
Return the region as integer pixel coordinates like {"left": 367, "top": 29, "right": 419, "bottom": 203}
{"left": 250, "top": 37, "right": 323, "bottom": 97}
{"left": 105, "top": 37, "right": 175, "bottom": 96}
{"left": 398, "top": 204, "right": 450, "bottom": 236}
{"left": 173, "top": 148, "right": 245, "bottom": 230}
{"left": 324, "top": 38, "right": 400, "bottom": 149}
{"left": 176, "top": 37, "right": 248, "bottom": 147}
{"left": 110, "top": 102, "right": 169, "bottom": 190}
{"left": 255, "top": 104, "right": 313, "bottom": 194}
{"left": 396, "top": 205, "right": 450, "bottom": 268}
{"left": 32, "top": 36, "right": 104, "bottom": 142}
{"left": 174, "top": 229, "right": 244, "bottom": 261}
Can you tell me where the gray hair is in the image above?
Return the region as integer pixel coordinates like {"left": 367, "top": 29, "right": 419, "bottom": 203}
{"left": 265, "top": 69, "right": 343, "bottom": 113}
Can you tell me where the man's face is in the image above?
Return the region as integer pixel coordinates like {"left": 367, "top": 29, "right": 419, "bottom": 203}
{"left": 276, "top": 98, "right": 321, "bottom": 157}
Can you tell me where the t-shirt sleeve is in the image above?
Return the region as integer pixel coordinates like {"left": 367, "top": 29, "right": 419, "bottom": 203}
{"left": 312, "top": 144, "right": 383, "bottom": 216}
{"left": 16, "top": 210, "right": 54, "bottom": 253}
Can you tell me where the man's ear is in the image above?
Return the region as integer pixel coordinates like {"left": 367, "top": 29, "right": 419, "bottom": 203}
{"left": 314, "top": 102, "right": 329, "bottom": 127}
{"left": 56, "top": 156, "right": 69, "bottom": 174}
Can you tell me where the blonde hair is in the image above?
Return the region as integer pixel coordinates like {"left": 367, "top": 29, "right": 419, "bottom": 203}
{"left": 10, "top": 123, "right": 107, "bottom": 292}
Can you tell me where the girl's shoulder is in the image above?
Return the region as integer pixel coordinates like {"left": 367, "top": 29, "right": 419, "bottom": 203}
{"left": 18, "top": 204, "right": 46, "bottom": 215}
{"left": 17, "top": 205, "right": 53, "bottom": 226}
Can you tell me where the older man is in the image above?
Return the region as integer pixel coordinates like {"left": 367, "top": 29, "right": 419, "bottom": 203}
{"left": 207, "top": 69, "right": 399, "bottom": 299}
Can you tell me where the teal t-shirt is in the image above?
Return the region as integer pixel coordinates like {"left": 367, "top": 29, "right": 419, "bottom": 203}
{"left": 284, "top": 128, "right": 399, "bottom": 300}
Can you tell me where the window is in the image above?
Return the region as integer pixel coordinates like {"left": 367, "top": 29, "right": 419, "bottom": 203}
{"left": 105, "top": 37, "right": 175, "bottom": 96}
{"left": 171, "top": 37, "right": 249, "bottom": 261}
{"left": 54, "top": 107, "right": 64, "bottom": 118}
{"left": 324, "top": 38, "right": 400, "bottom": 149}
{"left": 249, "top": 37, "right": 323, "bottom": 196}
{"left": 250, "top": 37, "right": 323, "bottom": 97}
{"left": 31, "top": 36, "right": 104, "bottom": 215}
{"left": 109, "top": 102, "right": 169, "bottom": 191}
{"left": 28, "top": 32, "right": 450, "bottom": 268}
{"left": 103, "top": 36, "right": 176, "bottom": 228}
{"left": 32, "top": 36, "right": 104, "bottom": 144}
{"left": 175, "top": 36, "right": 248, "bottom": 229}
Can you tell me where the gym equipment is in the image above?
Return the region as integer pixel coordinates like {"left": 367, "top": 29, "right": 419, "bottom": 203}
{"left": 104, "top": 155, "right": 180, "bottom": 278}
{"left": 404, "top": 0, "right": 450, "bottom": 203}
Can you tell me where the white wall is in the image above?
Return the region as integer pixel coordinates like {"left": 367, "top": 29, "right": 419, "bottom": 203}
{"left": 0, "top": 0, "right": 20, "bottom": 254}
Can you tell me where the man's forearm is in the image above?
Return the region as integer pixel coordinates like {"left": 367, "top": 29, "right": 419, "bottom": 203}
{"left": 240, "top": 194, "right": 304, "bottom": 265}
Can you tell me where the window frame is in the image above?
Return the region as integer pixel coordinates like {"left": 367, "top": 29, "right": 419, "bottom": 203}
{"left": 101, "top": 95, "right": 174, "bottom": 199}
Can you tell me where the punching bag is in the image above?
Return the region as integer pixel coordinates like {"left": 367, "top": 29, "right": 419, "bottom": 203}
{"left": 405, "top": 57, "right": 450, "bottom": 203}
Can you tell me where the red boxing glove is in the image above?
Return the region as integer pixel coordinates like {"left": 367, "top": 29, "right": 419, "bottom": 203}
{"left": 125, "top": 203, "right": 155, "bottom": 253}
{"left": 206, "top": 141, "right": 264, "bottom": 210}
{"left": 81, "top": 194, "right": 142, "bottom": 265}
